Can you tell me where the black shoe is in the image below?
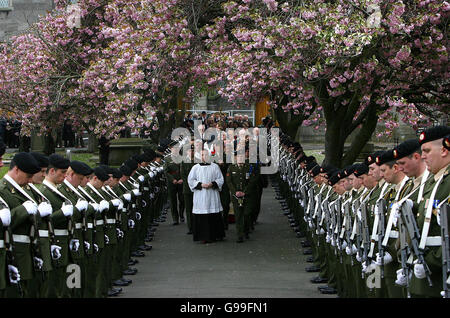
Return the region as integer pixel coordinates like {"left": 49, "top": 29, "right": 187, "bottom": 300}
{"left": 306, "top": 256, "right": 314, "bottom": 263}
{"left": 236, "top": 237, "right": 244, "bottom": 243}
{"left": 180, "top": 217, "right": 185, "bottom": 222}
{"left": 138, "top": 244, "right": 152, "bottom": 251}
{"left": 129, "top": 258, "right": 138, "bottom": 264}
{"left": 310, "top": 276, "right": 328, "bottom": 284}
{"left": 320, "top": 287, "right": 337, "bottom": 294}
{"left": 245, "top": 233, "right": 250, "bottom": 239}
{"left": 120, "top": 278, "right": 132, "bottom": 284}
{"left": 305, "top": 266, "right": 321, "bottom": 272}
{"left": 173, "top": 222, "right": 179, "bottom": 226}
{"left": 303, "top": 249, "right": 313, "bottom": 255}
{"left": 187, "top": 231, "right": 193, "bottom": 235}
{"left": 112, "top": 287, "right": 122, "bottom": 293}
{"left": 149, "top": 227, "right": 157, "bottom": 232}
{"left": 123, "top": 268, "right": 138, "bottom": 275}
{"left": 151, "top": 222, "right": 159, "bottom": 227}
{"left": 113, "top": 279, "right": 129, "bottom": 287}
{"left": 145, "top": 237, "right": 153, "bottom": 242}
{"left": 301, "top": 241, "right": 312, "bottom": 248}
{"left": 131, "top": 251, "right": 145, "bottom": 257}
{"left": 107, "top": 289, "right": 120, "bottom": 297}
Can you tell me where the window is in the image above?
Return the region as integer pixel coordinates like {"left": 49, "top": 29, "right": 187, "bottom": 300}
{"left": 0, "top": 0, "right": 13, "bottom": 11}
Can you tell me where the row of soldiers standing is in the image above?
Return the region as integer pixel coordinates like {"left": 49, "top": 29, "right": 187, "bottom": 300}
{"left": 0, "top": 146, "right": 170, "bottom": 298}
{"left": 277, "top": 126, "right": 450, "bottom": 298}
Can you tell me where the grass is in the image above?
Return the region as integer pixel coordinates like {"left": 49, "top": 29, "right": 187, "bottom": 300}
{"left": 304, "top": 150, "right": 325, "bottom": 165}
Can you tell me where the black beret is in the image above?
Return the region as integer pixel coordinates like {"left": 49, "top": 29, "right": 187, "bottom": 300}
{"left": 144, "top": 149, "right": 156, "bottom": 161}
{"left": 157, "top": 145, "right": 166, "bottom": 153}
{"left": 444, "top": 134, "right": 450, "bottom": 151}
{"left": 111, "top": 168, "right": 123, "bottom": 179}
{"left": 94, "top": 167, "right": 110, "bottom": 182}
{"left": 0, "top": 140, "right": 5, "bottom": 156}
{"left": 70, "top": 161, "right": 93, "bottom": 176}
{"left": 12, "top": 152, "right": 41, "bottom": 174}
{"left": 365, "top": 151, "right": 385, "bottom": 166}
{"left": 99, "top": 164, "right": 114, "bottom": 175}
{"left": 301, "top": 155, "right": 316, "bottom": 164}
{"left": 353, "top": 163, "right": 369, "bottom": 177}
{"left": 393, "top": 139, "right": 420, "bottom": 160}
{"left": 320, "top": 164, "right": 337, "bottom": 174}
{"left": 119, "top": 165, "right": 132, "bottom": 177}
{"left": 48, "top": 154, "right": 70, "bottom": 169}
{"left": 310, "top": 165, "right": 322, "bottom": 177}
{"left": 376, "top": 150, "right": 395, "bottom": 166}
{"left": 124, "top": 158, "right": 138, "bottom": 171}
{"left": 325, "top": 168, "right": 340, "bottom": 179}
{"left": 155, "top": 152, "right": 163, "bottom": 158}
{"left": 419, "top": 125, "right": 450, "bottom": 145}
{"left": 343, "top": 165, "right": 356, "bottom": 177}
{"left": 306, "top": 161, "right": 319, "bottom": 172}
{"left": 132, "top": 154, "right": 145, "bottom": 164}
{"left": 140, "top": 152, "right": 153, "bottom": 162}
{"left": 30, "top": 152, "right": 49, "bottom": 168}
{"left": 328, "top": 171, "right": 342, "bottom": 186}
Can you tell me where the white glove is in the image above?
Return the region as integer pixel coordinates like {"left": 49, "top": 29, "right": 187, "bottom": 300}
{"left": 326, "top": 234, "right": 331, "bottom": 243}
{"left": 0, "top": 208, "right": 11, "bottom": 226}
{"left": 111, "top": 199, "right": 121, "bottom": 207}
{"left": 413, "top": 260, "right": 426, "bottom": 279}
{"left": 23, "top": 200, "right": 38, "bottom": 215}
{"left": 135, "top": 212, "right": 142, "bottom": 221}
{"left": 8, "top": 265, "right": 20, "bottom": 284}
{"left": 362, "top": 261, "right": 377, "bottom": 273}
{"left": 132, "top": 189, "right": 141, "bottom": 196}
{"left": 51, "top": 245, "right": 62, "bottom": 260}
{"left": 404, "top": 199, "right": 413, "bottom": 210}
{"left": 395, "top": 269, "right": 408, "bottom": 286}
{"left": 84, "top": 241, "right": 90, "bottom": 251}
{"left": 357, "top": 209, "right": 362, "bottom": 221}
{"left": 138, "top": 175, "right": 145, "bottom": 182}
{"left": 341, "top": 240, "right": 348, "bottom": 250}
{"left": 93, "top": 243, "right": 99, "bottom": 253}
{"left": 104, "top": 234, "right": 109, "bottom": 244}
{"left": 123, "top": 193, "right": 131, "bottom": 202}
{"left": 91, "top": 203, "right": 99, "bottom": 213}
{"left": 118, "top": 201, "right": 124, "bottom": 210}
{"left": 61, "top": 204, "right": 73, "bottom": 217}
{"left": 99, "top": 200, "right": 109, "bottom": 212}
{"left": 149, "top": 172, "right": 155, "bottom": 178}
{"left": 308, "top": 221, "right": 313, "bottom": 229}
{"left": 331, "top": 238, "right": 336, "bottom": 247}
{"left": 75, "top": 200, "right": 88, "bottom": 212}
{"left": 375, "top": 252, "right": 393, "bottom": 265}
{"left": 37, "top": 202, "right": 53, "bottom": 218}
{"left": 319, "top": 228, "right": 325, "bottom": 235}
{"left": 69, "top": 239, "right": 80, "bottom": 252}
{"left": 128, "top": 219, "right": 135, "bottom": 228}
{"left": 356, "top": 252, "right": 362, "bottom": 262}
{"left": 33, "top": 257, "right": 44, "bottom": 270}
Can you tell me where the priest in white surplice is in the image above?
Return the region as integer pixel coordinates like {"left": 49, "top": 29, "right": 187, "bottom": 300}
{"left": 188, "top": 149, "right": 225, "bottom": 243}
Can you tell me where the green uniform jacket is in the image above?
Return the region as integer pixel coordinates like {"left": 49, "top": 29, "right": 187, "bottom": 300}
{"left": 181, "top": 162, "right": 195, "bottom": 195}
{"left": 410, "top": 165, "right": 450, "bottom": 297}
{"left": 83, "top": 185, "right": 107, "bottom": 249}
{"left": 226, "top": 163, "right": 259, "bottom": 199}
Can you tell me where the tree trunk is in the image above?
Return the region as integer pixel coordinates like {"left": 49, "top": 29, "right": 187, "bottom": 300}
{"left": 273, "top": 107, "right": 304, "bottom": 140}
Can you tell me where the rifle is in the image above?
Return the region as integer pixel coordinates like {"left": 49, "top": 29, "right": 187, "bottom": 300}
{"left": 400, "top": 201, "right": 433, "bottom": 287}
{"left": 440, "top": 203, "right": 449, "bottom": 298}
{"left": 335, "top": 198, "right": 343, "bottom": 263}
{"left": 398, "top": 216, "right": 411, "bottom": 298}
{"left": 344, "top": 201, "right": 353, "bottom": 266}
{"left": 3, "top": 224, "right": 23, "bottom": 296}
{"left": 377, "top": 199, "right": 387, "bottom": 279}
{"left": 360, "top": 202, "right": 371, "bottom": 270}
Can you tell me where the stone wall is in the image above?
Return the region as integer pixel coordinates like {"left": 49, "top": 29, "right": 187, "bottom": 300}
{"left": 0, "top": 0, "right": 54, "bottom": 42}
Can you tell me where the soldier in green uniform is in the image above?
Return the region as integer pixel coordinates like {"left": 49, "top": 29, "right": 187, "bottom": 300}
{"left": 226, "top": 146, "right": 259, "bottom": 243}
{"left": 0, "top": 153, "right": 41, "bottom": 298}
{"left": 181, "top": 142, "right": 195, "bottom": 234}
{"left": 165, "top": 149, "right": 185, "bottom": 226}
{"left": 408, "top": 126, "right": 450, "bottom": 298}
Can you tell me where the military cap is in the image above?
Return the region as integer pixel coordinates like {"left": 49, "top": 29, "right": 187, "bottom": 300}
{"left": 365, "top": 151, "right": 385, "bottom": 166}
{"left": 119, "top": 165, "right": 132, "bottom": 177}
{"left": 328, "top": 171, "right": 342, "bottom": 186}
{"left": 144, "top": 148, "right": 156, "bottom": 161}
{"left": 310, "top": 165, "right": 322, "bottom": 177}
{"left": 124, "top": 158, "right": 138, "bottom": 171}
{"left": 419, "top": 125, "right": 450, "bottom": 145}
{"left": 132, "top": 154, "right": 145, "bottom": 164}
{"left": 306, "top": 161, "right": 319, "bottom": 172}
{"left": 353, "top": 163, "right": 369, "bottom": 177}
{"left": 375, "top": 150, "right": 395, "bottom": 166}
{"left": 392, "top": 139, "right": 420, "bottom": 160}
{"left": 70, "top": 161, "right": 93, "bottom": 176}
{"left": 30, "top": 152, "right": 49, "bottom": 168}
{"left": 12, "top": 152, "right": 41, "bottom": 174}
{"left": 94, "top": 167, "right": 110, "bottom": 182}
{"left": 111, "top": 168, "right": 123, "bottom": 179}
{"left": 301, "top": 155, "right": 316, "bottom": 165}
{"left": 342, "top": 165, "right": 356, "bottom": 177}
{"left": 99, "top": 164, "right": 114, "bottom": 175}
{"left": 325, "top": 168, "right": 340, "bottom": 179}
{"left": 320, "top": 164, "right": 337, "bottom": 174}
{"left": 48, "top": 154, "right": 70, "bottom": 169}
{"left": 140, "top": 152, "right": 153, "bottom": 162}
{"left": 444, "top": 134, "right": 450, "bottom": 151}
